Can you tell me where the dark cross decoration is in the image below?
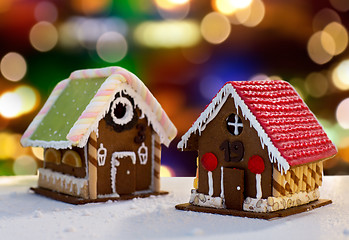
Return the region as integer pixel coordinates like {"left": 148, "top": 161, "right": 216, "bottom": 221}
{"left": 227, "top": 113, "right": 243, "bottom": 136}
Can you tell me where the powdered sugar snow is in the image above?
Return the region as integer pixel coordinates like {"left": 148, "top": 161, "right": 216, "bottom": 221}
{"left": 0, "top": 176, "right": 348, "bottom": 239}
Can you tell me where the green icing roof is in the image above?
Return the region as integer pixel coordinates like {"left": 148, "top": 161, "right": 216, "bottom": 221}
{"left": 30, "top": 77, "right": 106, "bottom": 142}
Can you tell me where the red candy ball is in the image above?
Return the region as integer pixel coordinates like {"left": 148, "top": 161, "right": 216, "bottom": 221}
{"left": 248, "top": 155, "right": 265, "bottom": 174}
{"left": 201, "top": 152, "right": 218, "bottom": 172}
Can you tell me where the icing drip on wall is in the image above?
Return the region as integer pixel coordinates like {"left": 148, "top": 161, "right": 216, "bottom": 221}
{"left": 220, "top": 166, "right": 224, "bottom": 199}
{"left": 256, "top": 174, "right": 262, "bottom": 199}
{"left": 39, "top": 168, "right": 87, "bottom": 195}
{"left": 208, "top": 171, "right": 213, "bottom": 197}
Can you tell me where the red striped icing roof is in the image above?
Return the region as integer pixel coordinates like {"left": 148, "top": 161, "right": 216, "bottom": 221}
{"left": 230, "top": 80, "right": 337, "bottom": 166}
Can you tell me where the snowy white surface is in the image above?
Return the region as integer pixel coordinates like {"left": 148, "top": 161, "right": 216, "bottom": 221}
{"left": 0, "top": 176, "right": 348, "bottom": 240}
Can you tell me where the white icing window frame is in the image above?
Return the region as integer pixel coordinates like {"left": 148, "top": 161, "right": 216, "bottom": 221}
{"left": 227, "top": 113, "right": 243, "bottom": 136}
{"left": 110, "top": 97, "right": 134, "bottom": 126}
{"left": 97, "top": 143, "right": 107, "bottom": 166}
{"left": 137, "top": 142, "right": 148, "bottom": 165}
{"left": 110, "top": 151, "right": 136, "bottom": 194}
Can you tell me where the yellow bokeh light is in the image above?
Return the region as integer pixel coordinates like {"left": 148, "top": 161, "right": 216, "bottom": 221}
{"left": 213, "top": 0, "right": 252, "bottom": 15}
{"left": 155, "top": 0, "right": 188, "bottom": 10}
{"left": 134, "top": 20, "right": 201, "bottom": 48}
{"left": 201, "top": 12, "right": 231, "bottom": 44}
{"left": 71, "top": 0, "right": 111, "bottom": 15}
{"left": 157, "top": 1, "right": 190, "bottom": 20}
{"left": 213, "top": 0, "right": 237, "bottom": 15}
{"left": 323, "top": 22, "right": 348, "bottom": 56}
{"left": 0, "top": 52, "right": 27, "bottom": 82}
{"left": 320, "top": 31, "right": 336, "bottom": 56}
{"left": 307, "top": 31, "right": 333, "bottom": 65}
{"left": 336, "top": 98, "right": 349, "bottom": 129}
{"left": 0, "top": 92, "right": 22, "bottom": 118}
{"left": 235, "top": 4, "right": 251, "bottom": 24}
{"left": 29, "top": 21, "right": 58, "bottom": 52}
{"left": 0, "top": 132, "right": 16, "bottom": 159}
{"left": 160, "top": 165, "right": 175, "bottom": 177}
{"left": 96, "top": 32, "right": 128, "bottom": 63}
{"left": 241, "top": 0, "right": 265, "bottom": 27}
{"left": 304, "top": 72, "right": 329, "bottom": 98}
{"left": 14, "top": 86, "right": 39, "bottom": 114}
{"left": 13, "top": 155, "right": 37, "bottom": 175}
{"left": 332, "top": 59, "right": 349, "bottom": 90}
{"left": 31, "top": 147, "right": 44, "bottom": 160}
{"left": 169, "top": 0, "right": 190, "bottom": 3}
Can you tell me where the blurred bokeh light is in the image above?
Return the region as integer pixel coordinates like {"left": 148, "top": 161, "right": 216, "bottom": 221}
{"left": 0, "top": 0, "right": 349, "bottom": 176}
{"left": 0, "top": 52, "right": 27, "bottom": 82}
{"left": 29, "top": 21, "right": 58, "bottom": 52}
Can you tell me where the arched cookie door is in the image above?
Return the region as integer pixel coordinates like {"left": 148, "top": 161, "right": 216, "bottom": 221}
{"left": 223, "top": 168, "right": 244, "bottom": 210}
{"left": 111, "top": 152, "right": 136, "bottom": 195}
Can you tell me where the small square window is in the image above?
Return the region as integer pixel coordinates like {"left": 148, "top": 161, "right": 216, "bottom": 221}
{"left": 226, "top": 113, "right": 243, "bottom": 135}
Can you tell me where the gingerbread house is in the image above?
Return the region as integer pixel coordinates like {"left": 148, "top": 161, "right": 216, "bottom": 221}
{"left": 176, "top": 80, "right": 337, "bottom": 218}
{"left": 21, "top": 67, "right": 177, "bottom": 204}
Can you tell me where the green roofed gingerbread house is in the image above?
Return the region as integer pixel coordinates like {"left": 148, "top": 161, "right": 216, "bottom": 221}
{"left": 21, "top": 67, "right": 177, "bottom": 204}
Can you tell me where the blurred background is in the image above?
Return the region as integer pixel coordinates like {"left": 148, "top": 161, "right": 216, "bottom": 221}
{"left": 0, "top": 0, "right": 348, "bottom": 177}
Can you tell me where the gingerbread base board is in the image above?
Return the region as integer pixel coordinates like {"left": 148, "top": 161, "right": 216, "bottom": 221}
{"left": 175, "top": 199, "right": 332, "bottom": 220}
{"left": 30, "top": 187, "right": 168, "bottom": 205}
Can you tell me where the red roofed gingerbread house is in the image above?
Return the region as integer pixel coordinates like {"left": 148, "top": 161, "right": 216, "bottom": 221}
{"left": 176, "top": 80, "right": 337, "bottom": 218}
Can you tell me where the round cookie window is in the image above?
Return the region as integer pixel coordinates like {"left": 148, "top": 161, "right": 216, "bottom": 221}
{"left": 226, "top": 113, "right": 243, "bottom": 135}
{"left": 111, "top": 97, "right": 134, "bottom": 125}
{"left": 105, "top": 93, "right": 138, "bottom": 132}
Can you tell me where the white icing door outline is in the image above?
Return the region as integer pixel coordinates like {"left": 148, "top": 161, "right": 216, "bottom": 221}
{"left": 110, "top": 152, "right": 136, "bottom": 194}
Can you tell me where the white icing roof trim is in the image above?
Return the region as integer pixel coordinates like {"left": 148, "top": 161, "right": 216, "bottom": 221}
{"left": 177, "top": 83, "right": 290, "bottom": 174}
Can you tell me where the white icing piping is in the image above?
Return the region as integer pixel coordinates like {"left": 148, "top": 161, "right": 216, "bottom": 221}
{"left": 256, "top": 174, "right": 262, "bottom": 199}
{"left": 177, "top": 84, "right": 290, "bottom": 174}
{"left": 22, "top": 139, "right": 72, "bottom": 150}
{"left": 110, "top": 96, "right": 134, "bottom": 126}
{"left": 208, "top": 171, "right": 213, "bottom": 197}
{"left": 39, "top": 168, "right": 87, "bottom": 195}
{"left": 150, "top": 133, "right": 155, "bottom": 191}
{"left": 97, "top": 143, "right": 107, "bottom": 166}
{"left": 137, "top": 142, "right": 148, "bottom": 165}
{"left": 110, "top": 151, "right": 136, "bottom": 194}
{"left": 110, "top": 157, "right": 118, "bottom": 195}
{"left": 97, "top": 193, "right": 120, "bottom": 198}
{"left": 84, "top": 144, "right": 88, "bottom": 180}
{"left": 220, "top": 166, "right": 224, "bottom": 199}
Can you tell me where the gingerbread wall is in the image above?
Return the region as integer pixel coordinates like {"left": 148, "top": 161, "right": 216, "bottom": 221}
{"left": 93, "top": 108, "right": 154, "bottom": 196}
{"left": 195, "top": 97, "right": 273, "bottom": 199}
